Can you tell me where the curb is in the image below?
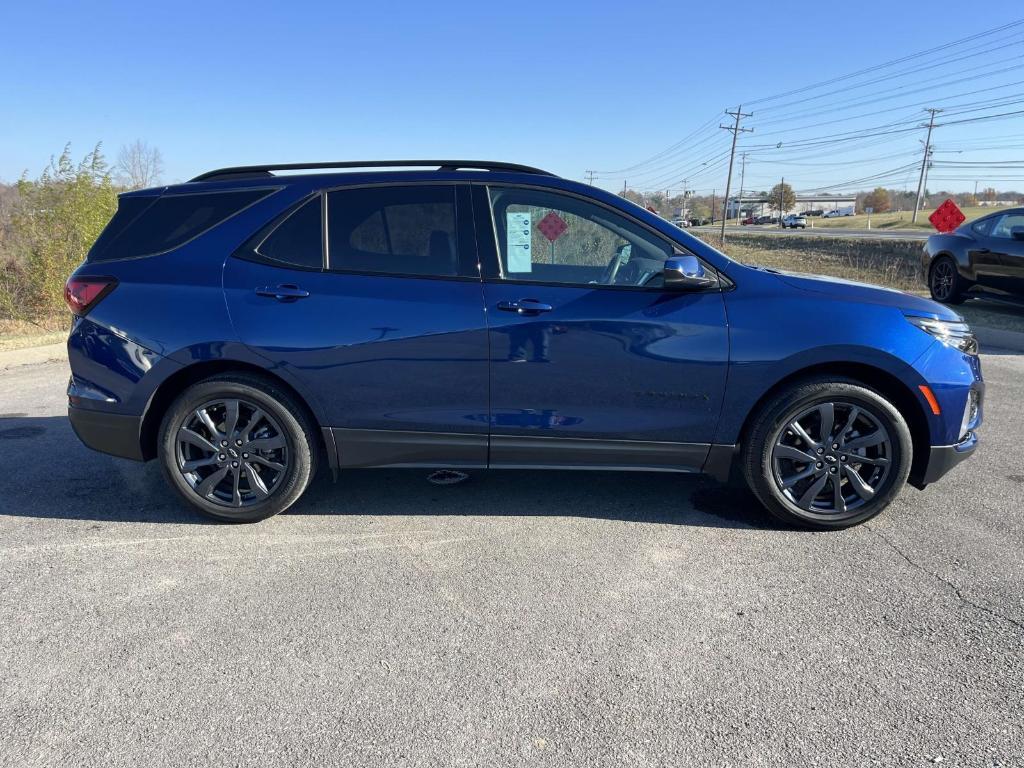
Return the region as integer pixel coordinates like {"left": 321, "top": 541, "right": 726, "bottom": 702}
{"left": 0, "top": 342, "right": 68, "bottom": 371}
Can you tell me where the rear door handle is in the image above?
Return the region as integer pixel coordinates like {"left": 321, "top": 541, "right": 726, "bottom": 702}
{"left": 497, "top": 298, "right": 553, "bottom": 315}
{"left": 255, "top": 284, "right": 310, "bottom": 301}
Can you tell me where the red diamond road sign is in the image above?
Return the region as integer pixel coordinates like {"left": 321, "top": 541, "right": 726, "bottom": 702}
{"left": 537, "top": 211, "right": 568, "bottom": 242}
{"left": 928, "top": 199, "right": 966, "bottom": 233}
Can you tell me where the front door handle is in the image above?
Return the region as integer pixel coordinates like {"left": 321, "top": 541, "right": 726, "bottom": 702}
{"left": 255, "top": 284, "right": 310, "bottom": 301}
{"left": 497, "top": 298, "right": 553, "bottom": 315}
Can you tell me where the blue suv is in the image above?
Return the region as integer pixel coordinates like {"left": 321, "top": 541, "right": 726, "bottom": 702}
{"left": 65, "top": 161, "right": 982, "bottom": 528}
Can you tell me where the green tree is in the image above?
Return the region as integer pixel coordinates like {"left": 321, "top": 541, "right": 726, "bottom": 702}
{"left": 767, "top": 182, "right": 796, "bottom": 215}
{"left": 1, "top": 143, "right": 117, "bottom": 322}
{"left": 863, "top": 187, "right": 891, "bottom": 213}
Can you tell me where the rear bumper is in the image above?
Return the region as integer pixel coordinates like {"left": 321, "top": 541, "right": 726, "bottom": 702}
{"left": 68, "top": 405, "right": 144, "bottom": 461}
{"left": 913, "top": 431, "right": 978, "bottom": 488}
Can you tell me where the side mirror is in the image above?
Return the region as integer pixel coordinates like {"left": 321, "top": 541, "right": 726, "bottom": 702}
{"left": 663, "top": 254, "right": 719, "bottom": 291}
{"left": 1011, "top": 226, "right": 1024, "bottom": 242}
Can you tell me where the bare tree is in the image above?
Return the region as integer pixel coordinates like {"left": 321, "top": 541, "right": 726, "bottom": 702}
{"left": 116, "top": 140, "right": 163, "bottom": 189}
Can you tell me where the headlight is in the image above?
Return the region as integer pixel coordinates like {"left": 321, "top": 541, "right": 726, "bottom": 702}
{"left": 906, "top": 316, "right": 978, "bottom": 355}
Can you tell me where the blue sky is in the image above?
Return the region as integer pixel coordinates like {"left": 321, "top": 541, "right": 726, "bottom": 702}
{"left": 3, "top": 1, "right": 1023, "bottom": 194}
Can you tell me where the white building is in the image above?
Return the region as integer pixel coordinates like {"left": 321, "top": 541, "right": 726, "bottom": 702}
{"left": 726, "top": 194, "right": 858, "bottom": 218}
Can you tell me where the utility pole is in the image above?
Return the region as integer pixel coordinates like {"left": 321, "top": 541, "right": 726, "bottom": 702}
{"left": 719, "top": 106, "right": 753, "bottom": 240}
{"left": 779, "top": 176, "right": 785, "bottom": 228}
{"left": 712, "top": 189, "right": 716, "bottom": 224}
{"left": 585, "top": 170, "right": 595, "bottom": 185}
{"left": 682, "top": 178, "right": 688, "bottom": 222}
{"left": 737, "top": 152, "right": 748, "bottom": 222}
{"left": 912, "top": 108, "right": 942, "bottom": 223}
{"left": 921, "top": 147, "right": 934, "bottom": 207}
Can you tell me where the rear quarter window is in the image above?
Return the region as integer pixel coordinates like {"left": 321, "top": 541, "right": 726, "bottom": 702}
{"left": 88, "top": 188, "right": 274, "bottom": 262}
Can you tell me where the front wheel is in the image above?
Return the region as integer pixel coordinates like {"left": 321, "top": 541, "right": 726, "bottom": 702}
{"left": 158, "top": 373, "right": 318, "bottom": 522}
{"left": 929, "top": 256, "right": 967, "bottom": 304}
{"left": 742, "top": 379, "right": 912, "bottom": 529}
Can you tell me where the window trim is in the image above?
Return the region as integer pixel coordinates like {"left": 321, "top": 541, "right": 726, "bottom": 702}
{"left": 92, "top": 186, "right": 282, "bottom": 263}
{"left": 322, "top": 181, "right": 479, "bottom": 281}
{"left": 472, "top": 181, "right": 723, "bottom": 293}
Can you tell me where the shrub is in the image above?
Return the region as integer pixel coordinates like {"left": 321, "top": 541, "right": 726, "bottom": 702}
{"left": 1, "top": 144, "right": 117, "bottom": 322}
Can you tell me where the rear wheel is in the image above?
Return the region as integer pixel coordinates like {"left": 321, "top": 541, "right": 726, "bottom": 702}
{"left": 929, "top": 256, "right": 967, "bottom": 304}
{"left": 742, "top": 379, "right": 912, "bottom": 529}
{"left": 158, "top": 373, "right": 318, "bottom": 522}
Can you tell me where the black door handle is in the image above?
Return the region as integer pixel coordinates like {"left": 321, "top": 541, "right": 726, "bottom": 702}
{"left": 497, "top": 298, "right": 553, "bottom": 315}
{"left": 256, "top": 284, "right": 310, "bottom": 301}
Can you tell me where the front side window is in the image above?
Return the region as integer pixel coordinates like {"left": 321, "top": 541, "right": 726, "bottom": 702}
{"left": 486, "top": 186, "right": 673, "bottom": 287}
{"left": 990, "top": 212, "right": 1024, "bottom": 239}
{"left": 326, "top": 185, "right": 458, "bottom": 277}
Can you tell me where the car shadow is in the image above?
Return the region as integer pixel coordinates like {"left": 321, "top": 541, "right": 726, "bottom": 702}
{"left": 0, "top": 414, "right": 781, "bottom": 530}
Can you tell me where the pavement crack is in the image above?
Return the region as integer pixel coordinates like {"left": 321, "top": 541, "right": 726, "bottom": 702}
{"left": 865, "top": 524, "right": 1024, "bottom": 633}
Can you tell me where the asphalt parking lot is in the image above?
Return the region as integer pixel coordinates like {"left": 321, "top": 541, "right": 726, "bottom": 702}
{"left": 1, "top": 353, "right": 1022, "bottom": 767}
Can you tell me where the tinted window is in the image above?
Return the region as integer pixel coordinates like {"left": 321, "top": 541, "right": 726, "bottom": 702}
{"left": 991, "top": 212, "right": 1024, "bottom": 239}
{"left": 256, "top": 197, "right": 323, "bottom": 269}
{"left": 87, "top": 195, "right": 158, "bottom": 261}
{"left": 89, "top": 189, "right": 272, "bottom": 261}
{"left": 486, "top": 186, "right": 672, "bottom": 287}
{"left": 326, "top": 186, "right": 458, "bottom": 276}
{"left": 971, "top": 217, "right": 995, "bottom": 236}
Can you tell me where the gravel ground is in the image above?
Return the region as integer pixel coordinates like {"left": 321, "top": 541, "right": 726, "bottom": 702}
{"left": 0, "top": 355, "right": 1021, "bottom": 767}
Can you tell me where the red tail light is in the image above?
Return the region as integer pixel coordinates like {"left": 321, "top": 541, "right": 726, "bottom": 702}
{"left": 64, "top": 276, "right": 117, "bottom": 315}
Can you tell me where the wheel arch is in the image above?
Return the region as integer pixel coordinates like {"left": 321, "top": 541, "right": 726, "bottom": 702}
{"left": 139, "top": 360, "right": 328, "bottom": 463}
{"left": 928, "top": 244, "right": 975, "bottom": 282}
{"left": 733, "top": 361, "right": 931, "bottom": 485}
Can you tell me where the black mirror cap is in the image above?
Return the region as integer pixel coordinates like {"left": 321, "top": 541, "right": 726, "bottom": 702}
{"left": 1011, "top": 226, "right": 1024, "bottom": 241}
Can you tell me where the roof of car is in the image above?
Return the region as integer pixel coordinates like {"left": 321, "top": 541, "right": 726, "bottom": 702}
{"left": 191, "top": 160, "right": 556, "bottom": 183}
{"left": 120, "top": 160, "right": 570, "bottom": 199}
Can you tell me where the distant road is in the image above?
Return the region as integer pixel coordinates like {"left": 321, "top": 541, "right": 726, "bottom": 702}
{"left": 691, "top": 224, "right": 930, "bottom": 241}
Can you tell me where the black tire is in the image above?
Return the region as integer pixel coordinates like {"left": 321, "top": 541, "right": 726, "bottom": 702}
{"left": 158, "top": 373, "right": 318, "bottom": 523}
{"left": 741, "top": 378, "right": 912, "bottom": 530}
{"left": 929, "top": 256, "right": 967, "bottom": 305}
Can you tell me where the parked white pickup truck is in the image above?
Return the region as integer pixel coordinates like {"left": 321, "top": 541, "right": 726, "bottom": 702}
{"left": 823, "top": 206, "right": 855, "bottom": 218}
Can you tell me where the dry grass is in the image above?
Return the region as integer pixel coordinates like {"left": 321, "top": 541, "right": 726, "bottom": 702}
{"left": 0, "top": 316, "right": 67, "bottom": 350}
{"left": 703, "top": 232, "right": 925, "bottom": 292}
{"left": 808, "top": 206, "right": 998, "bottom": 231}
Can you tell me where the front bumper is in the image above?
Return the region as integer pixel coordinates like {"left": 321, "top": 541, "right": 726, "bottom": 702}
{"left": 68, "top": 404, "right": 145, "bottom": 461}
{"left": 913, "top": 430, "right": 978, "bottom": 488}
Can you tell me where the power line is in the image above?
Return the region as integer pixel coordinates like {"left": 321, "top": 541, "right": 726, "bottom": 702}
{"left": 742, "top": 18, "right": 1024, "bottom": 107}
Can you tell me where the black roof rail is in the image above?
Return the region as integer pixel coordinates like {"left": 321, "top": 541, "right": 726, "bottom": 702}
{"left": 190, "top": 160, "right": 557, "bottom": 183}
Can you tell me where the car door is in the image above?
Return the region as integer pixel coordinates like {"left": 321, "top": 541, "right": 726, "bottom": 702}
{"left": 964, "top": 215, "right": 1006, "bottom": 291}
{"left": 223, "top": 183, "right": 490, "bottom": 468}
{"left": 987, "top": 211, "right": 1024, "bottom": 296}
{"left": 472, "top": 184, "right": 729, "bottom": 472}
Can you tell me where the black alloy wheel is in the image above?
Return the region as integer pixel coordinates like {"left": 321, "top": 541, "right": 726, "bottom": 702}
{"left": 159, "top": 374, "right": 317, "bottom": 522}
{"left": 929, "top": 257, "right": 966, "bottom": 304}
{"left": 742, "top": 379, "right": 912, "bottom": 529}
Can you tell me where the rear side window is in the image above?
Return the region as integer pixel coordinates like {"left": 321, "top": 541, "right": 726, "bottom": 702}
{"left": 86, "top": 195, "right": 158, "bottom": 261}
{"left": 256, "top": 197, "right": 323, "bottom": 269}
{"left": 971, "top": 217, "right": 994, "bottom": 237}
{"left": 326, "top": 185, "right": 458, "bottom": 277}
{"left": 88, "top": 189, "right": 273, "bottom": 262}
